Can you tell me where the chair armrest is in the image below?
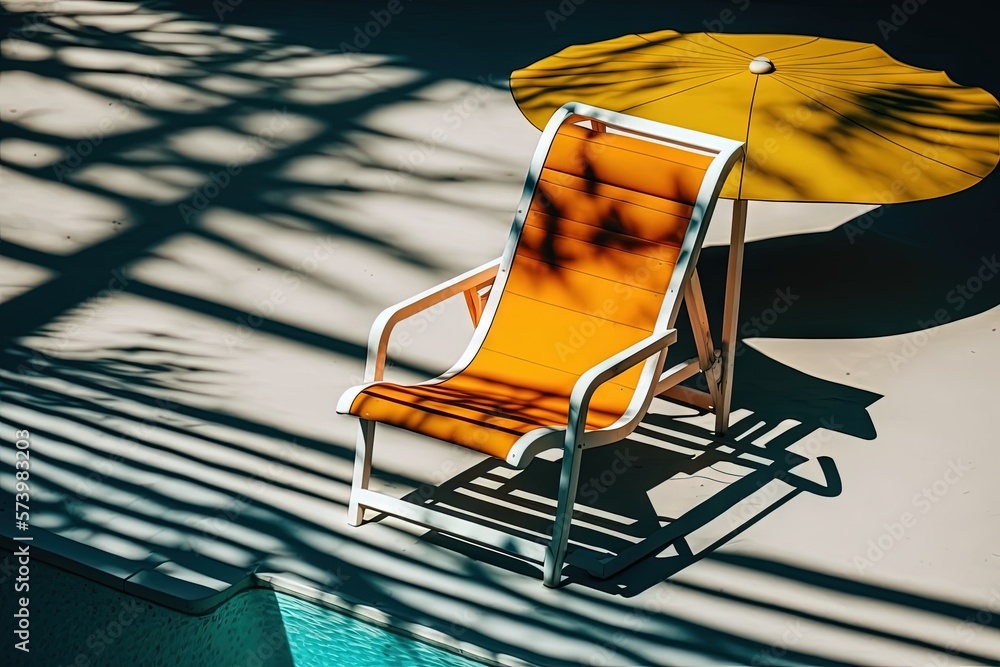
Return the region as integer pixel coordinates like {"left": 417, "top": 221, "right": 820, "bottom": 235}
{"left": 566, "top": 329, "right": 678, "bottom": 442}
{"left": 365, "top": 258, "right": 501, "bottom": 381}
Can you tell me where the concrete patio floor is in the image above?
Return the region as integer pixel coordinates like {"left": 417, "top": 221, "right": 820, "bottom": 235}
{"left": 1, "top": 1, "right": 999, "bottom": 665}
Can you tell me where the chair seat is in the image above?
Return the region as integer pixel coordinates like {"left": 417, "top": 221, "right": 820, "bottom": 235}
{"left": 346, "top": 363, "right": 633, "bottom": 459}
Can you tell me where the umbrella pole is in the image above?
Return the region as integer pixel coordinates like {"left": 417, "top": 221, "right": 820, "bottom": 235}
{"left": 716, "top": 198, "right": 747, "bottom": 435}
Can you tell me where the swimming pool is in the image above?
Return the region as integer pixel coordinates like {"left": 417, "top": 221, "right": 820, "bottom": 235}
{"left": 1, "top": 552, "right": 487, "bottom": 667}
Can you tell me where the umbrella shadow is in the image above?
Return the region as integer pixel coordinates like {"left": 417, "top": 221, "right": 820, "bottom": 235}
{"left": 699, "top": 181, "right": 1000, "bottom": 344}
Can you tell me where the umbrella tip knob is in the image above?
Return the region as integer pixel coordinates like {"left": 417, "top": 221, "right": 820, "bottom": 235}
{"left": 749, "top": 56, "right": 775, "bottom": 75}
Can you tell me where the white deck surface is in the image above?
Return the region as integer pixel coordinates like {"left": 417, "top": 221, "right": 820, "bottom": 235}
{"left": 1, "top": 1, "right": 999, "bottom": 665}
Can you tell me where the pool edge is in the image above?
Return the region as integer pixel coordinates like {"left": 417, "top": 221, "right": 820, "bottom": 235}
{"left": 0, "top": 531, "right": 533, "bottom": 667}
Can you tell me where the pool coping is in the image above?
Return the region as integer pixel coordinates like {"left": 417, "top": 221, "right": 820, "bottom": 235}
{"left": 0, "top": 528, "right": 532, "bottom": 667}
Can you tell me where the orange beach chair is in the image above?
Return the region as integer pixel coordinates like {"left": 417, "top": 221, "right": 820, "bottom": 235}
{"left": 337, "top": 103, "right": 744, "bottom": 586}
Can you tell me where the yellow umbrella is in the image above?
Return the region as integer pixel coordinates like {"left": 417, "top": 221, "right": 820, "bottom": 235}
{"left": 510, "top": 30, "right": 1000, "bottom": 433}
{"left": 511, "top": 30, "right": 999, "bottom": 203}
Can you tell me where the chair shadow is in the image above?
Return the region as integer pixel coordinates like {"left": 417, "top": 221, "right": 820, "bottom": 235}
{"left": 402, "top": 346, "right": 879, "bottom": 596}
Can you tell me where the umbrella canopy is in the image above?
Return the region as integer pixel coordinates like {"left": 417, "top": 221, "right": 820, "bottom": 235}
{"left": 511, "top": 31, "right": 1000, "bottom": 202}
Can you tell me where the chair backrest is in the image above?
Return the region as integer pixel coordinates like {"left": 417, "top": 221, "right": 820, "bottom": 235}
{"left": 446, "top": 104, "right": 742, "bottom": 425}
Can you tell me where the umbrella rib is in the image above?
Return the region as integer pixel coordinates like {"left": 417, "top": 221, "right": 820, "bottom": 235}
{"left": 514, "top": 68, "right": 738, "bottom": 94}
{"left": 544, "top": 53, "right": 736, "bottom": 66}
{"left": 778, "top": 72, "right": 943, "bottom": 94}
{"left": 695, "top": 33, "right": 757, "bottom": 59}
{"left": 514, "top": 64, "right": 730, "bottom": 78}
{"left": 634, "top": 33, "right": 747, "bottom": 62}
{"left": 759, "top": 36, "right": 821, "bottom": 56}
{"left": 630, "top": 57, "right": 746, "bottom": 66}
{"left": 782, "top": 70, "right": 938, "bottom": 79}
{"left": 782, "top": 57, "right": 930, "bottom": 74}
{"left": 611, "top": 54, "right": 739, "bottom": 63}
{"left": 574, "top": 58, "right": 733, "bottom": 69}
{"left": 772, "top": 76, "right": 986, "bottom": 178}
{"left": 776, "top": 74, "right": 964, "bottom": 113}
{"left": 779, "top": 71, "right": 994, "bottom": 97}
{"left": 603, "top": 47, "right": 744, "bottom": 63}
{"left": 774, "top": 74, "right": 998, "bottom": 137}
{"left": 775, "top": 74, "right": 940, "bottom": 124}
{"left": 737, "top": 75, "right": 761, "bottom": 200}
{"left": 638, "top": 46, "right": 745, "bottom": 65}
{"left": 522, "top": 57, "right": 735, "bottom": 73}
{"left": 514, "top": 69, "right": 730, "bottom": 90}
{"left": 619, "top": 71, "right": 744, "bottom": 113}
{"left": 775, "top": 56, "right": 889, "bottom": 68}
{"left": 778, "top": 45, "right": 873, "bottom": 64}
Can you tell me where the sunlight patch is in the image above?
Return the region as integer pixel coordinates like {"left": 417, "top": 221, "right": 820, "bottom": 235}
{"left": 0, "top": 256, "right": 55, "bottom": 302}
{"left": 58, "top": 46, "right": 190, "bottom": 75}
{"left": 74, "top": 11, "right": 179, "bottom": 33}
{"left": 0, "top": 137, "right": 64, "bottom": 167}
{"left": 73, "top": 163, "right": 192, "bottom": 203}
{"left": 72, "top": 71, "right": 228, "bottom": 113}
{"left": 220, "top": 24, "right": 275, "bottom": 41}
{"left": 0, "top": 70, "right": 157, "bottom": 139}
{"left": 0, "top": 169, "right": 129, "bottom": 254}
{"left": 1, "top": 37, "right": 53, "bottom": 61}
{"left": 196, "top": 74, "right": 266, "bottom": 96}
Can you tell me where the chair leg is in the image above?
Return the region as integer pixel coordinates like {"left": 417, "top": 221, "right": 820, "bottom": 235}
{"left": 348, "top": 419, "right": 375, "bottom": 526}
{"left": 684, "top": 269, "right": 723, "bottom": 411}
{"left": 717, "top": 198, "right": 748, "bottom": 435}
{"left": 543, "top": 438, "right": 583, "bottom": 587}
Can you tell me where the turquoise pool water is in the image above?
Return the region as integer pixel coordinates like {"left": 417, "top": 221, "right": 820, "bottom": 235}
{"left": 277, "top": 592, "right": 485, "bottom": 667}
{"left": 1, "top": 552, "right": 486, "bottom": 666}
